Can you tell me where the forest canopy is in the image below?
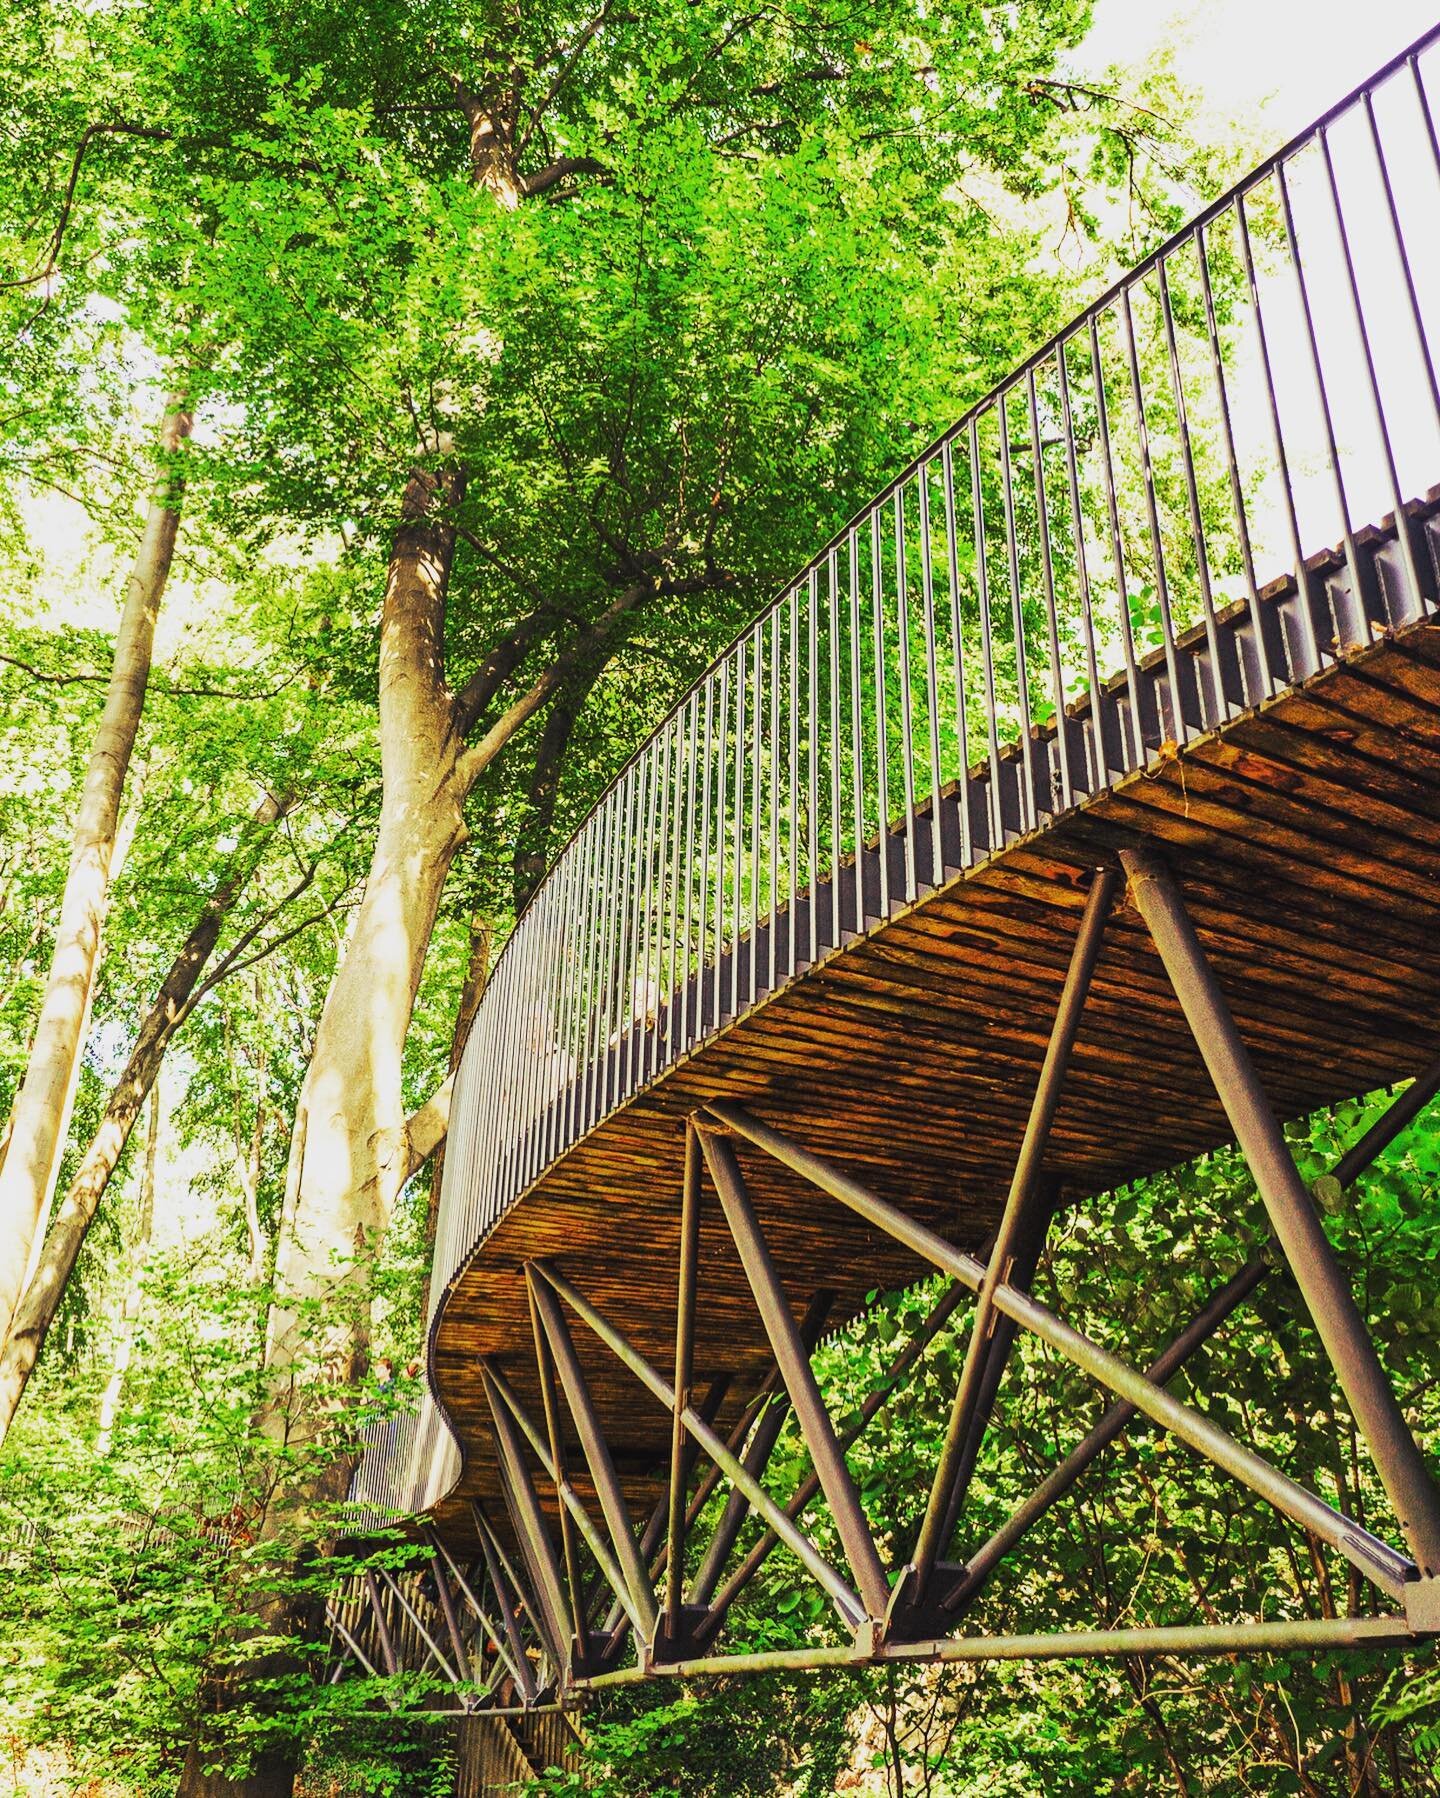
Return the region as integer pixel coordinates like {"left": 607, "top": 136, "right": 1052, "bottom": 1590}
{"left": 3, "top": 2, "right": 1439, "bottom": 1795}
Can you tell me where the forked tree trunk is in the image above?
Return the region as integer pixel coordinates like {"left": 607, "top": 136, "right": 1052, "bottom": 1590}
{"left": 0, "top": 397, "right": 191, "bottom": 1342}
{"left": 0, "top": 789, "right": 286, "bottom": 1444}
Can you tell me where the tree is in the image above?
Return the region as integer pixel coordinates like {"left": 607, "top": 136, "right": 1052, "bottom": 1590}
{"left": 0, "top": 396, "right": 191, "bottom": 1341}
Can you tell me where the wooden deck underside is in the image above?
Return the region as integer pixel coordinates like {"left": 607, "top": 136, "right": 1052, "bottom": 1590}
{"left": 428, "top": 614, "right": 1440, "bottom": 1548}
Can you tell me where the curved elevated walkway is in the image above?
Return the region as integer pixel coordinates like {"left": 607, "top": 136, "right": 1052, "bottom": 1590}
{"left": 348, "top": 23, "right": 1440, "bottom": 1705}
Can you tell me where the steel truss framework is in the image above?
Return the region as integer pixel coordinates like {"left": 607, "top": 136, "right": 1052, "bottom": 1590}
{"left": 331, "top": 853, "right": 1440, "bottom": 1710}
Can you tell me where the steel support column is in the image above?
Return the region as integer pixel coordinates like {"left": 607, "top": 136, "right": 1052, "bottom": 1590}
{"left": 664, "top": 1123, "right": 703, "bottom": 1638}
{"left": 913, "top": 867, "right": 1116, "bottom": 1597}
{"left": 700, "top": 1127, "right": 891, "bottom": 1622}
{"left": 1122, "top": 847, "right": 1440, "bottom": 1576}
{"left": 528, "top": 1271, "right": 660, "bottom": 1636}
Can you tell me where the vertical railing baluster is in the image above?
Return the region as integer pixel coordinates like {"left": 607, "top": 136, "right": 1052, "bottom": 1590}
{"left": 808, "top": 565, "right": 820, "bottom": 963}
{"left": 1196, "top": 219, "right": 1268, "bottom": 700}
{"left": 1056, "top": 339, "right": 1105, "bottom": 777}
{"left": 749, "top": 625, "right": 763, "bottom": 1005}
{"left": 827, "top": 549, "right": 842, "bottom": 949}
{"left": 1024, "top": 367, "right": 1073, "bottom": 809}
{"left": 941, "top": 437, "right": 973, "bottom": 865}
{"left": 1235, "top": 186, "right": 1317, "bottom": 677}
{"left": 917, "top": 461, "right": 945, "bottom": 885}
{"left": 1088, "top": 312, "right": 1146, "bottom": 767}
{"left": 870, "top": 507, "right": 891, "bottom": 917}
{"left": 1367, "top": 86, "right": 1440, "bottom": 435}
{"left": 679, "top": 691, "right": 699, "bottom": 1053}
{"left": 628, "top": 748, "right": 655, "bottom": 1098}
{"left": 1318, "top": 123, "right": 1428, "bottom": 616}
{"left": 894, "top": 486, "right": 918, "bottom": 900}
{"left": 712, "top": 657, "right": 728, "bottom": 1031}
{"left": 996, "top": 387, "right": 1039, "bottom": 825}
{"left": 770, "top": 603, "right": 782, "bottom": 989}
{"left": 731, "top": 641, "right": 746, "bottom": 1021}
{"left": 1118, "top": 283, "right": 1188, "bottom": 745}
{"left": 788, "top": 584, "right": 799, "bottom": 977}
{"left": 968, "top": 413, "right": 1005, "bottom": 846}
{"left": 589, "top": 793, "right": 617, "bottom": 1130}
{"left": 1276, "top": 156, "right": 1357, "bottom": 664}
{"left": 848, "top": 527, "right": 865, "bottom": 934}
{"left": 649, "top": 719, "right": 673, "bottom": 1084}
{"left": 543, "top": 853, "right": 572, "bottom": 1170}
{"left": 570, "top": 820, "right": 599, "bottom": 1144}
{"left": 1157, "top": 250, "right": 1227, "bottom": 727}
{"left": 606, "top": 766, "right": 636, "bottom": 1118}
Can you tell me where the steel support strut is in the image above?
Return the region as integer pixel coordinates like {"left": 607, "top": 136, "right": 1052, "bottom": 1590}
{"left": 706, "top": 1101, "right": 1415, "bottom": 1598}
{"left": 471, "top": 1501, "right": 541, "bottom": 1704}
{"left": 482, "top": 1368, "right": 573, "bottom": 1672}
{"left": 912, "top": 867, "right": 1117, "bottom": 1598}
{"left": 483, "top": 1358, "right": 652, "bottom": 1641}
{"left": 664, "top": 1122, "right": 704, "bottom": 1640}
{"left": 525, "top": 1276, "right": 589, "bottom": 1657}
{"left": 695, "top": 1280, "right": 969, "bottom": 1648}
{"left": 699, "top": 1127, "right": 891, "bottom": 1622}
{"left": 529, "top": 1257, "right": 868, "bottom": 1628}
{"left": 527, "top": 1270, "right": 660, "bottom": 1636}
{"left": 1121, "top": 848, "right": 1440, "bottom": 1577}
{"left": 688, "top": 1294, "right": 833, "bottom": 1609}
{"left": 943, "top": 1254, "right": 1269, "bottom": 1613}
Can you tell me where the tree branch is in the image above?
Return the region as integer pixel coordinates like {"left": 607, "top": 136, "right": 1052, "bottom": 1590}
{"left": 517, "top": 5, "right": 618, "bottom": 156}
{"left": 519, "top": 155, "right": 608, "bottom": 198}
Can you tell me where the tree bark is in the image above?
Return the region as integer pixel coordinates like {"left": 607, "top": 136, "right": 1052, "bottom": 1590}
{"left": 0, "top": 397, "right": 191, "bottom": 1342}
{"left": 260, "top": 466, "right": 472, "bottom": 1408}
{"left": 0, "top": 788, "right": 287, "bottom": 1444}
{"left": 94, "top": 1079, "right": 160, "bottom": 1454}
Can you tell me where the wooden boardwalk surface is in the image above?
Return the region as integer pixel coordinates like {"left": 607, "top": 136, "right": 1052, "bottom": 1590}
{"left": 427, "top": 542, "right": 1440, "bottom": 1547}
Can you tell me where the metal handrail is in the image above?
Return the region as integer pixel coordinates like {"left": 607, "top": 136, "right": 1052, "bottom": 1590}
{"left": 368, "top": 26, "right": 1440, "bottom": 1516}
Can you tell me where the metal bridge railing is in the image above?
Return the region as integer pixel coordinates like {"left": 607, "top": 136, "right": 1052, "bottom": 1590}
{"left": 370, "top": 25, "right": 1440, "bottom": 1518}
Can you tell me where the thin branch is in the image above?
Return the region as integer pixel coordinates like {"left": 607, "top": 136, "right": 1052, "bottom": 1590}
{"left": 517, "top": 5, "right": 617, "bottom": 156}
{"left": 0, "top": 121, "right": 173, "bottom": 292}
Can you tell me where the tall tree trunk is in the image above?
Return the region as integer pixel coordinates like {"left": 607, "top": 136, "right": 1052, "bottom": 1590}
{"left": 261, "top": 466, "right": 470, "bottom": 1406}
{"left": 227, "top": 982, "right": 271, "bottom": 1283}
{"left": 94, "top": 1080, "right": 160, "bottom": 1454}
{"left": 0, "top": 789, "right": 286, "bottom": 1443}
{"left": 0, "top": 397, "right": 191, "bottom": 1341}
{"left": 421, "top": 914, "right": 490, "bottom": 1271}
{"left": 174, "top": 466, "right": 470, "bottom": 1798}
{"left": 18, "top": 767, "right": 148, "bottom": 1296}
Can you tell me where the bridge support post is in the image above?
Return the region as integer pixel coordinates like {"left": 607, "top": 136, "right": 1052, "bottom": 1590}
{"left": 1122, "top": 847, "right": 1440, "bottom": 1579}
{"left": 527, "top": 1275, "right": 660, "bottom": 1639}
{"left": 685, "top": 1292, "right": 832, "bottom": 1613}
{"left": 911, "top": 867, "right": 1119, "bottom": 1606}
{"left": 696, "top": 1127, "right": 890, "bottom": 1625}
